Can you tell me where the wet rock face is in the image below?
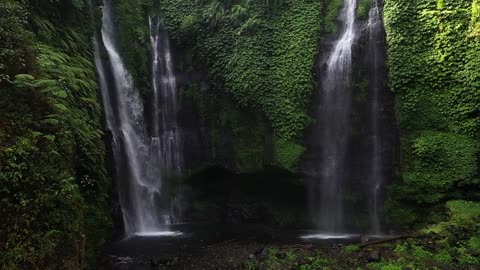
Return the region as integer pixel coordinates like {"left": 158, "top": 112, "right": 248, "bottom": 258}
{"left": 180, "top": 167, "right": 311, "bottom": 228}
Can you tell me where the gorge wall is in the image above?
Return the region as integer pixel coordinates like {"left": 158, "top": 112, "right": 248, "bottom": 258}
{"left": 383, "top": 0, "right": 480, "bottom": 227}
{"left": 0, "top": 0, "right": 111, "bottom": 269}
{"left": 0, "top": 0, "right": 479, "bottom": 269}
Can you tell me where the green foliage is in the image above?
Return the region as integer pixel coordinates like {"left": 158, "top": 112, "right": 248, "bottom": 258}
{"left": 157, "top": 0, "right": 344, "bottom": 170}
{"left": 179, "top": 83, "right": 267, "bottom": 173}
{"left": 324, "top": 0, "right": 344, "bottom": 33}
{"left": 386, "top": 136, "right": 477, "bottom": 226}
{"left": 0, "top": 1, "right": 32, "bottom": 80}
{"left": 446, "top": 200, "right": 480, "bottom": 222}
{"left": 240, "top": 201, "right": 479, "bottom": 269}
{"left": 471, "top": 0, "right": 480, "bottom": 35}
{"left": 343, "top": 244, "right": 360, "bottom": 253}
{"left": 0, "top": 0, "right": 111, "bottom": 268}
{"left": 357, "top": 0, "right": 371, "bottom": 20}
{"left": 433, "top": 248, "right": 453, "bottom": 265}
{"left": 112, "top": 0, "right": 153, "bottom": 98}
{"left": 437, "top": 0, "right": 445, "bottom": 9}
{"left": 468, "top": 236, "right": 480, "bottom": 253}
{"left": 273, "top": 137, "right": 305, "bottom": 172}
{"left": 219, "top": 99, "right": 267, "bottom": 172}
{"left": 71, "top": 0, "right": 85, "bottom": 10}
{"left": 403, "top": 132, "right": 477, "bottom": 203}
{"left": 384, "top": 0, "right": 480, "bottom": 225}
{"left": 261, "top": 248, "right": 331, "bottom": 269}
{"left": 159, "top": 0, "right": 325, "bottom": 143}
{"left": 372, "top": 201, "right": 480, "bottom": 270}
{"left": 162, "top": 1, "right": 320, "bottom": 134}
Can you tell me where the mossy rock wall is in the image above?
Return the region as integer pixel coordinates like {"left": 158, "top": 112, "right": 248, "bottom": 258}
{"left": 384, "top": 0, "right": 480, "bottom": 228}
{"left": 155, "top": 0, "right": 329, "bottom": 172}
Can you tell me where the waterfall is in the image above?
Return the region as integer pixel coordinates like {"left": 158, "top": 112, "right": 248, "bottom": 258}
{"left": 315, "top": 0, "right": 358, "bottom": 233}
{"left": 94, "top": 0, "right": 181, "bottom": 236}
{"left": 367, "top": 0, "right": 385, "bottom": 235}
{"left": 302, "top": 0, "right": 392, "bottom": 236}
{"left": 148, "top": 16, "right": 182, "bottom": 172}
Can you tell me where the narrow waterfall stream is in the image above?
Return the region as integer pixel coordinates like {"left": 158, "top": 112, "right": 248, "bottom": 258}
{"left": 94, "top": 0, "right": 182, "bottom": 236}
{"left": 367, "top": 0, "right": 386, "bottom": 235}
{"left": 148, "top": 16, "right": 182, "bottom": 173}
{"left": 316, "top": 0, "right": 358, "bottom": 234}
{"left": 302, "top": 0, "right": 391, "bottom": 237}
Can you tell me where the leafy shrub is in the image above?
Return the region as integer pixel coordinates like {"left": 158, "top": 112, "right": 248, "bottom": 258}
{"left": 273, "top": 137, "right": 305, "bottom": 172}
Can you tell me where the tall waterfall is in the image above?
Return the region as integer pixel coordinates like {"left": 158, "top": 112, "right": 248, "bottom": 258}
{"left": 148, "top": 16, "right": 182, "bottom": 173}
{"left": 94, "top": 0, "right": 181, "bottom": 235}
{"left": 302, "top": 0, "right": 392, "bottom": 236}
{"left": 367, "top": 0, "right": 385, "bottom": 235}
{"left": 315, "top": 0, "right": 358, "bottom": 233}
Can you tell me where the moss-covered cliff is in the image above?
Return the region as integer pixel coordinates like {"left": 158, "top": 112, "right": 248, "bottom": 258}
{"left": 384, "top": 0, "right": 480, "bottom": 227}
{"left": 154, "top": 0, "right": 333, "bottom": 172}
{"left": 0, "top": 1, "right": 111, "bottom": 268}
{"left": 100, "top": 0, "right": 480, "bottom": 225}
{"left": 109, "top": 0, "right": 342, "bottom": 171}
{"left": 1, "top": 0, "right": 479, "bottom": 268}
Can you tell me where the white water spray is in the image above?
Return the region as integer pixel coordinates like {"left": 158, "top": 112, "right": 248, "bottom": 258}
{"left": 317, "top": 0, "right": 358, "bottom": 233}
{"left": 94, "top": 0, "right": 182, "bottom": 236}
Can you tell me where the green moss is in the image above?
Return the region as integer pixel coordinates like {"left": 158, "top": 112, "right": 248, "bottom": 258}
{"left": 384, "top": 0, "right": 480, "bottom": 226}
{"left": 400, "top": 132, "right": 478, "bottom": 203}
{"left": 158, "top": 0, "right": 341, "bottom": 169}
{"left": 446, "top": 200, "right": 480, "bottom": 222}
{"left": 160, "top": 0, "right": 326, "bottom": 141}
{"left": 357, "top": 0, "right": 371, "bottom": 20}
{"left": 384, "top": 198, "right": 417, "bottom": 228}
{"left": 434, "top": 249, "right": 453, "bottom": 265}
{"left": 343, "top": 245, "right": 360, "bottom": 253}
{"left": 472, "top": 0, "right": 480, "bottom": 36}
{"left": 0, "top": 0, "right": 111, "bottom": 268}
{"left": 467, "top": 236, "right": 480, "bottom": 253}
{"left": 437, "top": 0, "right": 445, "bottom": 9}
{"left": 272, "top": 137, "right": 305, "bottom": 172}
{"left": 220, "top": 101, "right": 267, "bottom": 172}
{"left": 325, "top": 0, "right": 345, "bottom": 33}
{"left": 113, "top": 0, "right": 153, "bottom": 98}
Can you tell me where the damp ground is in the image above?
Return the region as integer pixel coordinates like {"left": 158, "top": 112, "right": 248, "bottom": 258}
{"left": 99, "top": 224, "right": 396, "bottom": 270}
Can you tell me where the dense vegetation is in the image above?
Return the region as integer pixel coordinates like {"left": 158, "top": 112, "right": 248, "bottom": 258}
{"left": 0, "top": 0, "right": 110, "bottom": 269}
{"left": 156, "top": 0, "right": 333, "bottom": 170}
{"left": 383, "top": 0, "right": 480, "bottom": 227}
{"left": 0, "top": 0, "right": 478, "bottom": 269}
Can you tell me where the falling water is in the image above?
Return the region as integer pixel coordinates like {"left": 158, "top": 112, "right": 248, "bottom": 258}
{"left": 316, "top": 0, "right": 358, "bottom": 233}
{"left": 367, "top": 0, "right": 384, "bottom": 235}
{"left": 148, "top": 16, "right": 182, "bottom": 172}
{"left": 94, "top": 0, "right": 177, "bottom": 235}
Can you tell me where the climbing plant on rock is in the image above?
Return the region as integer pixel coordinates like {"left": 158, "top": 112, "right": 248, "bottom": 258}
{"left": 384, "top": 0, "right": 480, "bottom": 227}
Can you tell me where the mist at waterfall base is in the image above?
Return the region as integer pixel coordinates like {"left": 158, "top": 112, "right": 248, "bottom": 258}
{"left": 95, "top": 0, "right": 182, "bottom": 237}
{"left": 301, "top": 0, "right": 393, "bottom": 239}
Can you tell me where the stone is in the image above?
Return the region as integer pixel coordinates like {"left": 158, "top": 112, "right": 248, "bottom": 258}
{"left": 259, "top": 247, "right": 269, "bottom": 260}
{"left": 366, "top": 250, "right": 381, "bottom": 262}
{"left": 360, "top": 235, "right": 370, "bottom": 243}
